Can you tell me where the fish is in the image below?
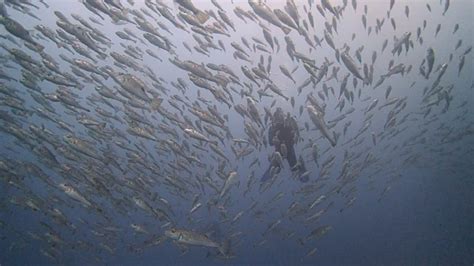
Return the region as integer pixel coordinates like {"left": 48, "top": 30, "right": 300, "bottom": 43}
{"left": 273, "top": 9, "right": 299, "bottom": 31}
{"left": 307, "top": 225, "right": 332, "bottom": 240}
{"left": 425, "top": 48, "right": 435, "bottom": 79}
{"left": 458, "top": 56, "right": 465, "bottom": 77}
{"left": 58, "top": 183, "right": 92, "bottom": 208}
{"left": 307, "top": 105, "right": 336, "bottom": 147}
{"left": 341, "top": 51, "right": 364, "bottom": 80}
{"left": 165, "top": 228, "right": 230, "bottom": 256}
{"left": 435, "top": 24, "right": 441, "bottom": 37}
{"left": 453, "top": 24, "right": 459, "bottom": 34}
{"left": 309, "top": 195, "right": 326, "bottom": 209}
{"left": 190, "top": 202, "right": 202, "bottom": 214}
{"left": 0, "top": 17, "right": 44, "bottom": 51}
{"left": 266, "top": 83, "right": 289, "bottom": 101}
{"left": 392, "top": 32, "right": 411, "bottom": 55}
{"left": 220, "top": 171, "right": 238, "bottom": 198}
{"left": 443, "top": 0, "right": 450, "bottom": 15}
{"left": 305, "top": 247, "right": 318, "bottom": 258}
{"left": 321, "top": 0, "right": 338, "bottom": 17}
{"left": 175, "top": 0, "right": 209, "bottom": 23}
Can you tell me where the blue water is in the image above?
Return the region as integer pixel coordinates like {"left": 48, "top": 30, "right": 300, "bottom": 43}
{"left": 0, "top": 0, "right": 473, "bottom": 265}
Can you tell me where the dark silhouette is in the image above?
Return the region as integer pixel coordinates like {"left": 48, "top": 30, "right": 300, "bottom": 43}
{"left": 261, "top": 108, "right": 308, "bottom": 183}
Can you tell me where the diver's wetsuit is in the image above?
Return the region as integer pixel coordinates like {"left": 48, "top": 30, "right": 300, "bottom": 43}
{"left": 270, "top": 120, "right": 297, "bottom": 168}
{"left": 261, "top": 111, "right": 308, "bottom": 183}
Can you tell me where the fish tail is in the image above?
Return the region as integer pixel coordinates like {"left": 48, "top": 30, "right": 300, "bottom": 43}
{"left": 282, "top": 26, "right": 291, "bottom": 35}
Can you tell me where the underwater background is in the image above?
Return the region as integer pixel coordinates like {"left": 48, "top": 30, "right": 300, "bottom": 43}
{"left": 0, "top": 0, "right": 473, "bottom": 265}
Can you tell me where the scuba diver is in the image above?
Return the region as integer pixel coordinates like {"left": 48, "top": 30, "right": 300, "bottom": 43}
{"left": 261, "top": 108, "right": 308, "bottom": 183}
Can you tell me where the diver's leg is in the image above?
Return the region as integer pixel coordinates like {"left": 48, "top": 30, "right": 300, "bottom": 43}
{"left": 288, "top": 146, "right": 309, "bottom": 182}
{"left": 298, "top": 155, "right": 307, "bottom": 172}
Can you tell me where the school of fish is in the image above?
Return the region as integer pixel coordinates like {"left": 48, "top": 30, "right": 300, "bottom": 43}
{"left": 0, "top": 0, "right": 472, "bottom": 263}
